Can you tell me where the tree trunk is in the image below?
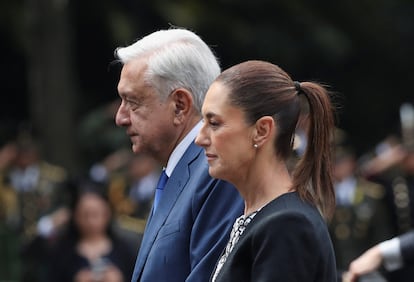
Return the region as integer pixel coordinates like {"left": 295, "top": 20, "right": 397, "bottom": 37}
{"left": 26, "top": 0, "right": 79, "bottom": 173}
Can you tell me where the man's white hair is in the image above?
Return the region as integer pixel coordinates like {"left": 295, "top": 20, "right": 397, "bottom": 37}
{"left": 115, "top": 28, "right": 221, "bottom": 113}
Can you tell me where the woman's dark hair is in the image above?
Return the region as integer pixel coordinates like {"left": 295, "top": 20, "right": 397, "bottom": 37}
{"left": 64, "top": 179, "right": 115, "bottom": 243}
{"left": 216, "top": 60, "right": 336, "bottom": 219}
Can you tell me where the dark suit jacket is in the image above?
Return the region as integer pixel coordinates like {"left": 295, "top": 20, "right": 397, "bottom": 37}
{"left": 400, "top": 230, "right": 414, "bottom": 266}
{"left": 131, "top": 141, "right": 243, "bottom": 282}
{"left": 212, "top": 192, "right": 337, "bottom": 282}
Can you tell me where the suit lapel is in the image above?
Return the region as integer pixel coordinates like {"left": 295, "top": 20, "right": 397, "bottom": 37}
{"left": 132, "top": 142, "right": 202, "bottom": 279}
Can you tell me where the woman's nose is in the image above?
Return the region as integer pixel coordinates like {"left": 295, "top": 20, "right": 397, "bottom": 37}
{"left": 195, "top": 124, "right": 208, "bottom": 147}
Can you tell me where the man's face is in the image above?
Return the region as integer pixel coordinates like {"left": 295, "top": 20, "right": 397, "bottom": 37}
{"left": 115, "top": 58, "right": 177, "bottom": 163}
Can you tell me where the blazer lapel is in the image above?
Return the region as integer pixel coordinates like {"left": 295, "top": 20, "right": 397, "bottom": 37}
{"left": 132, "top": 142, "right": 202, "bottom": 279}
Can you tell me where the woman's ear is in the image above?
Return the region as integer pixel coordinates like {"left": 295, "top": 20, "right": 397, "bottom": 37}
{"left": 170, "top": 88, "right": 194, "bottom": 124}
{"left": 253, "top": 116, "right": 275, "bottom": 146}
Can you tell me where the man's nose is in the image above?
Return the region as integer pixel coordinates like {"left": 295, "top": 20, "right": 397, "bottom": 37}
{"left": 115, "top": 103, "right": 130, "bottom": 127}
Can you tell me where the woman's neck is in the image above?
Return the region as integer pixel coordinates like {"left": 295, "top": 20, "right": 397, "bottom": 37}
{"left": 77, "top": 234, "right": 112, "bottom": 262}
{"left": 80, "top": 232, "right": 109, "bottom": 242}
{"left": 239, "top": 158, "right": 293, "bottom": 216}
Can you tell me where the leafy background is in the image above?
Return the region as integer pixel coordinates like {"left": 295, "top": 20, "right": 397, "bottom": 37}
{"left": 1, "top": 0, "right": 413, "bottom": 174}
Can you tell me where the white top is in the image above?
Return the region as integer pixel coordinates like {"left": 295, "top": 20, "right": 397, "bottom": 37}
{"left": 212, "top": 210, "right": 260, "bottom": 282}
{"left": 379, "top": 237, "right": 404, "bottom": 271}
{"left": 335, "top": 176, "right": 357, "bottom": 206}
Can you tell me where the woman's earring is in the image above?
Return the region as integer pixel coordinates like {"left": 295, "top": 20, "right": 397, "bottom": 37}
{"left": 253, "top": 144, "right": 258, "bottom": 148}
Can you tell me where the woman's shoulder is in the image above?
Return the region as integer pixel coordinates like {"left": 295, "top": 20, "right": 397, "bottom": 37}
{"left": 254, "top": 192, "right": 328, "bottom": 234}
{"left": 264, "top": 192, "right": 319, "bottom": 215}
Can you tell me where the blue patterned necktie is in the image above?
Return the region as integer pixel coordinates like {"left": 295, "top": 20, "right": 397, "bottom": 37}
{"left": 153, "top": 170, "right": 169, "bottom": 213}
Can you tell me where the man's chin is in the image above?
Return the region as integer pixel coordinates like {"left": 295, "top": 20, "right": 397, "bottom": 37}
{"left": 208, "top": 167, "right": 219, "bottom": 179}
{"left": 131, "top": 143, "right": 141, "bottom": 154}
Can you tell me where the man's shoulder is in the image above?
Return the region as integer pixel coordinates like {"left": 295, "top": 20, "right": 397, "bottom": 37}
{"left": 174, "top": 142, "right": 241, "bottom": 203}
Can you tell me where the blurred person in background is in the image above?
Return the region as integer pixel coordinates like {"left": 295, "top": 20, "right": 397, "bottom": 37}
{"left": 350, "top": 146, "right": 414, "bottom": 282}
{"left": 107, "top": 152, "right": 160, "bottom": 220}
{"left": 49, "top": 181, "right": 135, "bottom": 282}
{"left": 86, "top": 148, "right": 160, "bottom": 252}
{"left": 344, "top": 229, "right": 414, "bottom": 282}
{"left": 78, "top": 100, "right": 130, "bottom": 171}
{"left": 329, "top": 130, "right": 393, "bottom": 281}
{"left": 114, "top": 27, "right": 243, "bottom": 281}
{"left": 105, "top": 152, "right": 161, "bottom": 252}
{"left": 0, "top": 136, "right": 20, "bottom": 281}
{"left": 359, "top": 104, "right": 414, "bottom": 236}
{"left": 0, "top": 140, "right": 19, "bottom": 227}
{"left": 5, "top": 131, "right": 70, "bottom": 282}
{"left": 352, "top": 103, "right": 414, "bottom": 282}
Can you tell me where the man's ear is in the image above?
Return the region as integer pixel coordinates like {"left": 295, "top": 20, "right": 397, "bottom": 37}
{"left": 171, "top": 88, "right": 194, "bottom": 124}
{"left": 253, "top": 116, "right": 275, "bottom": 146}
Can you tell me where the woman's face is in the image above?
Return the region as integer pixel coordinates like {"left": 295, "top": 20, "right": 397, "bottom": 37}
{"left": 74, "top": 193, "right": 111, "bottom": 237}
{"left": 196, "top": 82, "right": 256, "bottom": 184}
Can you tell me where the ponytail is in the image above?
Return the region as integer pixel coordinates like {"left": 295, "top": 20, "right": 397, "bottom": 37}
{"left": 292, "top": 82, "right": 336, "bottom": 220}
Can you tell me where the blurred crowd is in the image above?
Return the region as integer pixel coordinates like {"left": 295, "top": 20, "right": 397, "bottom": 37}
{"left": 0, "top": 100, "right": 161, "bottom": 282}
{"left": 328, "top": 103, "right": 414, "bottom": 282}
{"left": 1, "top": 100, "right": 414, "bottom": 282}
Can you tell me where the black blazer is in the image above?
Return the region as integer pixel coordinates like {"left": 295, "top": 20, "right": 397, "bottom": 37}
{"left": 400, "top": 230, "right": 414, "bottom": 266}
{"left": 212, "top": 192, "right": 337, "bottom": 282}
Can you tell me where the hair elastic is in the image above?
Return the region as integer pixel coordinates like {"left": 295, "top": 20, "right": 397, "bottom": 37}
{"left": 294, "top": 81, "right": 302, "bottom": 94}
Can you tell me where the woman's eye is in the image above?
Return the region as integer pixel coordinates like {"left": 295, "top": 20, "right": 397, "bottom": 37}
{"left": 209, "top": 121, "right": 220, "bottom": 127}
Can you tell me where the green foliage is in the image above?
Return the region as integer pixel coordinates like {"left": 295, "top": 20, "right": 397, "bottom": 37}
{"left": 1, "top": 0, "right": 413, "bottom": 165}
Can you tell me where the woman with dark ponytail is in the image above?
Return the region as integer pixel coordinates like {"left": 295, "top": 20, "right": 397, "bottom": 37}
{"left": 196, "top": 60, "right": 337, "bottom": 281}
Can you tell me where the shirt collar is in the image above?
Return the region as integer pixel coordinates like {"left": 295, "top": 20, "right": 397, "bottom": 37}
{"left": 164, "top": 121, "right": 203, "bottom": 177}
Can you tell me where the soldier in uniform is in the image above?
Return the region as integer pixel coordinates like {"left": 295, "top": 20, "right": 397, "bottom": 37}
{"left": 329, "top": 131, "right": 394, "bottom": 280}
{"left": 355, "top": 103, "right": 414, "bottom": 282}
{"left": 365, "top": 147, "right": 414, "bottom": 282}
{"left": 7, "top": 135, "right": 70, "bottom": 282}
{"left": 104, "top": 151, "right": 161, "bottom": 251}
{"left": 0, "top": 140, "right": 20, "bottom": 281}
